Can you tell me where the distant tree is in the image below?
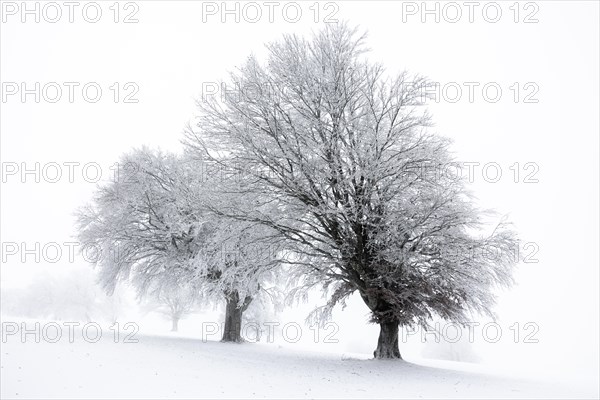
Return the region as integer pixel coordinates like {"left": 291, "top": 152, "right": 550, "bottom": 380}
{"left": 9, "top": 268, "right": 99, "bottom": 321}
{"left": 184, "top": 24, "right": 519, "bottom": 358}
{"left": 142, "top": 278, "right": 198, "bottom": 332}
{"left": 1, "top": 267, "right": 131, "bottom": 323}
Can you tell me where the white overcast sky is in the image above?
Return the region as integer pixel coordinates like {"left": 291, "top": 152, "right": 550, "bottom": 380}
{"left": 1, "top": 0, "right": 599, "bottom": 376}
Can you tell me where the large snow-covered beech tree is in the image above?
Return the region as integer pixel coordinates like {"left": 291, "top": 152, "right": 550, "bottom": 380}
{"left": 76, "top": 147, "right": 279, "bottom": 341}
{"left": 184, "top": 24, "right": 519, "bottom": 358}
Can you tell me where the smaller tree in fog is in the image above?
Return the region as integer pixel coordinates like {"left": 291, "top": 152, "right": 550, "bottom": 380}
{"left": 76, "top": 147, "right": 281, "bottom": 342}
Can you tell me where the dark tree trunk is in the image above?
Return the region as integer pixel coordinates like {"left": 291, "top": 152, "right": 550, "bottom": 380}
{"left": 373, "top": 321, "right": 402, "bottom": 359}
{"left": 222, "top": 296, "right": 242, "bottom": 342}
{"left": 358, "top": 289, "right": 403, "bottom": 359}
{"left": 171, "top": 316, "right": 179, "bottom": 332}
{"left": 221, "top": 290, "right": 252, "bottom": 342}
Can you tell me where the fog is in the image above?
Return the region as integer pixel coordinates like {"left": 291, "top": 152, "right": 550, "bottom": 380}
{"left": 1, "top": 1, "right": 598, "bottom": 395}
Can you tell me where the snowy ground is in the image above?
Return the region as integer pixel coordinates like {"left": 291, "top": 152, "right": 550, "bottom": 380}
{"left": 1, "top": 322, "right": 596, "bottom": 399}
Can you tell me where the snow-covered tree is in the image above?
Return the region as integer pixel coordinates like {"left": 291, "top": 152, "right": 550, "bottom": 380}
{"left": 1, "top": 267, "right": 132, "bottom": 323}
{"left": 142, "top": 277, "right": 199, "bottom": 332}
{"left": 191, "top": 214, "right": 281, "bottom": 341}
{"left": 184, "top": 24, "right": 519, "bottom": 358}
{"left": 76, "top": 147, "right": 279, "bottom": 341}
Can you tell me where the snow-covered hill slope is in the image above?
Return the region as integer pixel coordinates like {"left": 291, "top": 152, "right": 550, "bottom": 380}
{"left": 1, "top": 329, "right": 595, "bottom": 399}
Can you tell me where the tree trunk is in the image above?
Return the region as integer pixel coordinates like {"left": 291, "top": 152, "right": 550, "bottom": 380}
{"left": 373, "top": 321, "right": 402, "bottom": 359}
{"left": 171, "top": 317, "right": 179, "bottom": 332}
{"left": 221, "top": 290, "right": 252, "bottom": 342}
